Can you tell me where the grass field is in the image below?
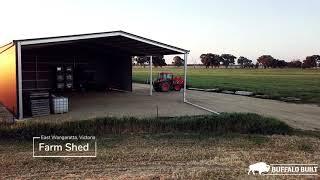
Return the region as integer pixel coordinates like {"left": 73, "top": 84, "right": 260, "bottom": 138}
{"left": 0, "top": 114, "right": 318, "bottom": 178}
{"left": 1, "top": 134, "right": 319, "bottom": 179}
{"left": 133, "top": 67, "right": 320, "bottom": 104}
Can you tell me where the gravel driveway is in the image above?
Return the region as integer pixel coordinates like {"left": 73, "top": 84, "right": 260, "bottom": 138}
{"left": 186, "top": 88, "right": 320, "bottom": 131}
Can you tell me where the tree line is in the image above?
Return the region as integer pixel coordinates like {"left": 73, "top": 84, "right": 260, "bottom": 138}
{"left": 132, "top": 54, "right": 320, "bottom": 68}
{"left": 200, "top": 54, "right": 320, "bottom": 68}
{"left": 256, "top": 55, "right": 320, "bottom": 69}
{"left": 132, "top": 56, "right": 167, "bottom": 68}
{"left": 132, "top": 56, "right": 184, "bottom": 67}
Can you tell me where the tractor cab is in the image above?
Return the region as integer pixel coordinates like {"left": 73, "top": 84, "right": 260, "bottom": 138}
{"left": 158, "top": 72, "right": 173, "bottom": 80}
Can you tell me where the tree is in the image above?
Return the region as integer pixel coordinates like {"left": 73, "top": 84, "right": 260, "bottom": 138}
{"left": 303, "top": 55, "right": 320, "bottom": 68}
{"left": 255, "top": 62, "right": 259, "bottom": 69}
{"left": 221, "top": 54, "right": 236, "bottom": 68}
{"left": 133, "top": 56, "right": 149, "bottom": 67}
{"left": 152, "top": 55, "right": 167, "bottom": 68}
{"left": 257, "top": 55, "right": 274, "bottom": 68}
{"left": 237, "top": 56, "right": 246, "bottom": 68}
{"left": 133, "top": 56, "right": 166, "bottom": 68}
{"left": 238, "top": 56, "right": 253, "bottom": 68}
{"left": 172, "top": 56, "right": 184, "bottom": 67}
{"left": 200, "top": 53, "right": 222, "bottom": 68}
{"left": 314, "top": 55, "right": 320, "bottom": 67}
{"left": 276, "top": 59, "right": 287, "bottom": 68}
{"left": 257, "top": 56, "right": 287, "bottom": 68}
{"left": 211, "top": 54, "right": 222, "bottom": 68}
{"left": 200, "top": 54, "right": 211, "bottom": 68}
{"left": 271, "top": 59, "right": 278, "bottom": 68}
{"left": 288, "top": 60, "right": 302, "bottom": 68}
{"left": 302, "top": 56, "right": 317, "bottom": 68}
{"left": 244, "top": 60, "right": 253, "bottom": 68}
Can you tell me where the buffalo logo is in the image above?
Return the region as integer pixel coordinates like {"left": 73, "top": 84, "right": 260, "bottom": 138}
{"left": 248, "top": 162, "right": 270, "bottom": 175}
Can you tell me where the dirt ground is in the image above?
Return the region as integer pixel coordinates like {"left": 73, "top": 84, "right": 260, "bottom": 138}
{"left": 0, "top": 134, "right": 319, "bottom": 179}
{"left": 27, "top": 83, "right": 320, "bottom": 130}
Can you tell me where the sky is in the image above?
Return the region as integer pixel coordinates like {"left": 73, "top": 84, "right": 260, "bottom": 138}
{"left": 1, "top": 0, "right": 319, "bottom": 63}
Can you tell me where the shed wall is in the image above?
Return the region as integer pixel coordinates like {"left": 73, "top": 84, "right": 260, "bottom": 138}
{"left": 21, "top": 54, "right": 132, "bottom": 92}
{"left": 108, "top": 55, "right": 132, "bottom": 91}
{"left": 0, "top": 43, "right": 17, "bottom": 114}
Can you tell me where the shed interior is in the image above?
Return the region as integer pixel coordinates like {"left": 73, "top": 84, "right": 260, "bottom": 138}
{"left": 19, "top": 34, "right": 184, "bottom": 118}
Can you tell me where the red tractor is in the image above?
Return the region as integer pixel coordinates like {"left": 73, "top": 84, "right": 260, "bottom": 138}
{"left": 153, "top": 72, "right": 184, "bottom": 92}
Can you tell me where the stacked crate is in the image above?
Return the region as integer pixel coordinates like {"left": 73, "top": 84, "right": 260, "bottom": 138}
{"left": 56, "top": 66, "right": 74, "bottom": 91}
{"left": 65, "top": 66, "right": 73, "bottom": 89}
{"left": 56, "top": 66, "right": 65, "bottom": 91}
{"left": 29, "top": 91, "right": 50, "bottom": 117}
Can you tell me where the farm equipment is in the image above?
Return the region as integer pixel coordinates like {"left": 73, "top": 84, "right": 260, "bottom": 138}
{"left": 153, "top": 72, "right": 184, "bottom": 92}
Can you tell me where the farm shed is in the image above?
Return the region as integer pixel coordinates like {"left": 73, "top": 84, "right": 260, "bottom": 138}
{"left": 0, "top": 31, "right": 189, "bottom": 119}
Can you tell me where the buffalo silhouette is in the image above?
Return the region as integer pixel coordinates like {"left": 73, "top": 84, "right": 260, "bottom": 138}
{"left": 248, "top": 162, "right": 270, "bottom": 175}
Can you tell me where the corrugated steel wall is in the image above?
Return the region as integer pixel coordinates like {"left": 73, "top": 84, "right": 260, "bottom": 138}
{"left": 107, "top": 55, "right": 132, "bottom": 91}
{"left": 21, "top": 55, "right": 132, "bottom": 92}
{"left": 21, "top": 47, "right": 133, "bottom": 93}
{"left": 0, "top": 43, "right": 17, "bottom": 114}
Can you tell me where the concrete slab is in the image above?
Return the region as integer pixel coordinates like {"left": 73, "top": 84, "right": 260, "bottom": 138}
{"left": 27, "top": 83, "right": 210, "bottom": 123}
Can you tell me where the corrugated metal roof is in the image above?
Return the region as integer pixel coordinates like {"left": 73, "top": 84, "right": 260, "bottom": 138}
{"left": 12, "top": 31, "right": 189, "bottom": 55}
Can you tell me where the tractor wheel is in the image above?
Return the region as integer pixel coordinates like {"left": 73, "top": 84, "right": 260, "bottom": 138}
{"left": 160, "top": 82, "right": 170, "bottom": 92}
{"left": 174, "top": 84, "right": 181, "bottom": 91}
{"left": 153, "top": 85, "right": 159, "bottom": 92}
{"left": 153, "top": 86, "right": 157, "bottom": 92}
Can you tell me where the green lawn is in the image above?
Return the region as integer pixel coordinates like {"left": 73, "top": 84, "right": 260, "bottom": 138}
{"left": 133, "top": 67, "right": 320, "bottom": 104}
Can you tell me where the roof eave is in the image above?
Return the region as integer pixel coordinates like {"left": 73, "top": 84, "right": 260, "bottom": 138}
{"left": 14, "top": 31, "right": 189, "bottom": 54}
